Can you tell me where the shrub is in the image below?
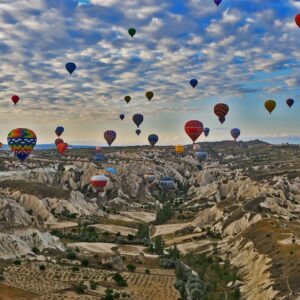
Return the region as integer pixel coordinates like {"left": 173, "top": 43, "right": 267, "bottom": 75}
{"left": 145, "top": 269, "right": 150, "bottom": 274}
{"left": 32, "top": 247, "right": 40, "bottom": 254}
{"left": 13, "top": 260, "right": 21, "bottom": 265}
{"left": 67, "top": 251, "right": 77, "bottom": 260}
{"left": 75, "top": 282, "right": 86, "bottom": 294}
{"left": 126, "top": 264, "right": 136, "bottom": 272}
{"left": 81, "top": 259, "right": 89, "bottom": 267}
{"left": 90, "top": 281, "right": 97, "bottom": 290}
{"left": 39, "top": 265, "right": 46, "bottom": 271}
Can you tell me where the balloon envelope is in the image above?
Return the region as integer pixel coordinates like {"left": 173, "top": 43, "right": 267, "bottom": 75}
{"left": 295, "top": 14, "right": 300, "bottom": 27}
{"left": 55, "top": 138, "right": 64, "bottom": 146}
{"left": 105, "top": 167, "right": 117, "bottom": 175}
{"left": 148, "top": 134, "right": 158, "bottom": 146}
{"left": 66, "top": 62, "right": 76, "bottom": 74}
{"left": 219, "top": 116, "right": 226, "bottom": 124}
{"left": 133, "top": 114, "right": 144, "bottom": 128}
{"left": 55, "top": 126, "right": 64, "bottom": 137}
{"left": 190, "top": 79, "right": 198, "bottom": 88}
{"left": 146, "top": 91, "right": 154, "bottom": 101}
{"left": 214, "top": 0, "right": 222, "bottom": 6}
{"left": 214, "top": 104, "right": 229, "bottom": 122}
{"left": 7, "top": 128, "right": 37, "bottom": 161}
{"left": 11, "top": 95, "right": 19, "bottom": 105}
{"left": 196, "top": 151, "right": 208, "bottom": 162}
{"left": 136, "top": 129, "right": 141, "bottom": 136}
{"left": 144, "top": 173, "right": 156, "bottom": 184}
{"left": 204, "top": 127, "right": 210, "bottom": 137}
{"left": 57, "top": 143, "right": 68, "bottom": 155}
{"left": 0, "top": 143, "right": 3, "bottom": 149}
{"left": 91, "top": 175, "right": 109, "bottom": 192}
{"left": 175, "top": 145, "right": 185, "bottom": 154}
{"left": 160, "top": 176, "right": 175, "bottom": 189}
{"left": 286, "top": 99, "right": 294, "bottom": 108}
{"left": 104, "top": 130, "right": 117, "bottom": 146}
{"left": 265, "top": 100, "right": 276, "bottom": 114}
{"left": 185, "top": 120, "right": 204, "bottom": 142}
{"left": 193, "top": 143, "right": 201, "bottom": 152}
{"left": 128, "top": 28, "right": 136, "bottom": 37}
{"left": 120, "top": 114, "right": 125, "bottom": 120}
{"left": 231, "top": 128, "right": 241, "bottom": 140}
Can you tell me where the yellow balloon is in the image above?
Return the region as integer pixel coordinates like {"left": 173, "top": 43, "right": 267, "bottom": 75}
{"left": 175, "top": 145, "right": 185, "bottom": 154}
{"left": 265, "top": 100, "right": 276, "bottom": 114}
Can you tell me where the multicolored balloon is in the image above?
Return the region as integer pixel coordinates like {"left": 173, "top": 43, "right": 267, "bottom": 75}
{"left": 66, "top": 62, "right": 76, "bottom": 75}
{"left": 204, "top": 127, "right": 210, "bottom": 137}
{"left": 55, "top": 138, "right": 64, "bottom": 146}
{"left": 91, "top": 175, "right": 109, "bottom": 192}
{"left": 146, "top": 91, "right": 154, "bottom": 101}
{"left": 104, "top": 130, "right": 117, "bottom": 146}
{"left": 120, "top": 114, "right": 125, "bottom": 120}
{"left": 57, "top": 143, "right": 68, "bottom": 155}
{"left": 190, "top": 79, "right": 198, "bottom": 88}
{"left": 185, "top": 120, "right": 204, "bottom": 142}
{"left": 136, "top": 129, "right": 141, "bottom": 136}
{"left": 11, "top": 95, "right": 20, "bottom": 105}
{"left": 286, "top": 98, "right": 294, "bottom": 108}
{"left": 95, "top": 146, "right": 102, "bottom": 153}
{"left": 193, "top": 143, "right": 201, "bottom": 152}
{"left": 7, "top": 128, "right": 37, "bottom": 161}
{"left": 133, "top": 114, "right": 144, "bottom": 128}
{"left": 128, "top": 28, "right": 136, "bottom": 38}
{"left": 265, "top": 100, "right": 276, "bottom": 114}
{"left": 55, "top": 126, "right": 64, "bottom": 137}
{"left": 231, "top": 128, "right": 241, "bottom": 141}
{"left": 214, "top": 103, "right": 229, "bottom": 124}
{"left": 124, "top": 96, "right": 131, "bottom": 104}
{"left": 148, "top": 134, "right": 158, "bottom": 146}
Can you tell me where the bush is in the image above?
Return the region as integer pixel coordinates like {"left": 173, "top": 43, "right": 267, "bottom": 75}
{"left": 114, "top": 292, "right": 120, "bottom": 299}
{"left": 72, "top": 266, "right": 80, "bottom": 271}
{"left": 90, "top": 281, "right": 97, "bottom": 290}
{"left": 0, "top": 275, "right": 5, "bottom": 281}
{"left": 112, "top": 273, "right": 128, "bottom": 287}
{"left": 145, "top": 269, "right": 150, "bottom": 274}
{"left": 126, "top": 264, "right": 136, "bottom": 272}
{"left": 32, "top": 247, "right": 40, "bottom": 254}
{"left": 13, "top": 260, "right": 21, "bottom": 265}
{"left": 75, "top": 282, "right": 86, "bottom": 294}
{"left": 81, "top": 259, "right": 89, "bottom": 267}
{"left": 39, "top": 265, "right": 46, "bottom": 271}
{"left": 67, "top": 251, "right": 77, "bottom": 260}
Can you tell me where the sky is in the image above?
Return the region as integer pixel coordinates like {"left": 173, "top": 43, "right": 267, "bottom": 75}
{"left": 0, "top": 0, "right": 299, "bottom": 146}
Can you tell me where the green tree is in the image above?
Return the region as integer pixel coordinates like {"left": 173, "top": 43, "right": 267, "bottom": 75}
{"left": 154, "top": 235, "right": 164, "bottom": 255}
{"left": 126, "top": 264, "right": 136, "bottom": 272}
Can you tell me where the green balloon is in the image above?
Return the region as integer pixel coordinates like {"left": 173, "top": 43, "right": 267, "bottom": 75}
{"left": 146, "top": 91, "right": 154, "bottom": 101}
{"left": 124, "top": 96, "right": 131, "bottom": 104}
{"left": 128, "top": 28, "right": 136, "bottom": 38}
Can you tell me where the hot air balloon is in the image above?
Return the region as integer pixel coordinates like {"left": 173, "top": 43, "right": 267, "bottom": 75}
{"left": 136, "top": 129, "right": 141, "bottom": 136}
{"left": 55, "top": 126, "right": 64, "bottom": 137}
{"left": 128, "top": 28, "right": 136, "bottom": 37}
{"left": 105, "top": 167, "right": 117, "bottom": 175}
{"left": 175, "top": 145, "right": 185, "bottom": 155}
{"left": 124, "top": 96, "right": 131, "bottom": 104}
{"left": 133, "top": 114, "right": 144, "bottom": 128}
{"left": 57, "top": 143, "right": 68, "bottom": 155}
{"left": 148, "top": 134, "right": 158, "bottom": 146}
{"left": 120, "top": 114, "right": 125, "bottom": 120}
{"left": 11, "top": 95, "right": 19, "bottom": 105}
{"left": 0, "top": 143, "right": 3, "bottom": 149}
{"left": 160, "top": 176, "right": 175, "bottom": 189}
{"left": 95, "top": 153, "right": 105, "bottom": 162}
{"left": 146, "top": 91, "right": 154, "bottom": 101}
{"left": 286, "top": 99, "right": 294, "bottom": 108}
{"left": 55, "top": 138, "right": 64, "bottom": 146}
{"left": 204, "top": 127, "right": 210, "bottom": 137}
{"left": 185, "top": 120, "right": 204, "bottom": 143}
{"left": 295, "top": 14, "right": 300, "bottom": 28}
{"left": 104, "top": 130, "right": 117, "bottom": 146}
{"left": 91, "top": 175, "right": 109, "bottom": 192}
{"left": 144, "top": 173, "right": 156, "bottom": 184}
{"left": 231, "top": 128, "right": 241, "bottom": 141}
{"left": 66, "top": 62, "right": 76, "bottom": 75}
{"left": 193, "top": 143, "right": 201, "bottom": 152}
{"left": 196, "top": 151, "right": 207, "bottom": 162}
{"left": 214, "top": 0, "right": 222, "bottom": 6}
{"left": 7, "top": 128, "right": 37, "bottom": 161}
{"left": 214, "top": 103, "right": 229, "bottom": 124}
{"left": 190, "top": 79, "right": 198, "bottom": 88}
{"left": 265, "top": 100, "right": 276, "bottom": 114}
{"left": 95, "top": 146, "right": 102, "bottom": 153}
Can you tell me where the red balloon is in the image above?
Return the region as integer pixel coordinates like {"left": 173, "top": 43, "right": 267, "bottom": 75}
{"left": 55, "top": 138, "right": 64, "bottom": 146}
{"left": 185, "top": 120, "right": 204, "bottom": 142}
{"left": 214, "top": 103, "right": 229, "bottom": 121}
{"left": 57, "top": 143, "right": 68, "bottom": 155}
{"left": 295, "top": 14, "right": 300, "bottom": 28}
{"left": 11, "top": 95, "right": 19, "bottom": 105}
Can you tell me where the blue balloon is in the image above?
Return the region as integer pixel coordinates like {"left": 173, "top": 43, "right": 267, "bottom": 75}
{"left": 133, "top": 114, "right": 144, "bottom": 128}
{"left": 160, "top": 176, "right": 175, "bottom": 189}
{"left": 148, "top": 134, "right": 158, "bottom": 146}
{"left": 136, "top": 129, "right": 141, "bottom": 136}
{"left": 66, "top": 62, "right": 76, "bottom": 75}
{"left": 55, "top": 126, "right": 64, "bottom": 137}
{"left": 214, "top": 0, "right": 222, "bottom": 6}
{"left": 231, "top": 128, "right": 241, "bottom": 140}
{"left": 105, "top": 167, "right": 117, "bottom": 175}
{"left": 196, "top": 151, "right": 207, "bottom": 162}
{"left": 95, "top": 154, "right": 105, "bottom": 162}
{"left": 120, "top": 114, "right": 125, "bottom": 120}
{"left": 190, "top": 79, "right": 198, "bottom": 88}
{"left": 204, "top": 127, "right": 210, "bottom": 137}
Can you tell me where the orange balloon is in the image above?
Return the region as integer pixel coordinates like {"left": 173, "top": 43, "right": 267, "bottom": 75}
{"left": 57, "top": 143, "right": 68, "bottom": 155}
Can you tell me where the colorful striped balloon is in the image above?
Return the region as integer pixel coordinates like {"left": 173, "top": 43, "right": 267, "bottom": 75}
{"left": 7, "top": 128, "right": 37, "bottom": 161}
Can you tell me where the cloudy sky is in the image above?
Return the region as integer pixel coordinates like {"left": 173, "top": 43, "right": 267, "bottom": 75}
{"left": 0, "top": 0, "right": 299, "bottom": 145}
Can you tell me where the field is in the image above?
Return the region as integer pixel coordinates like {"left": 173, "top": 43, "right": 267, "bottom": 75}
{"left": 0, "top": 284, "right": 39, "bottom": 300}
{"left": 89, "top": 224, "right": 138, "bottom": 236}
{"left": 120, "top": 211, "right": 156, "bottom": 223}
{"left": 152, "top": 222, "right": 191, "bottom": 237}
